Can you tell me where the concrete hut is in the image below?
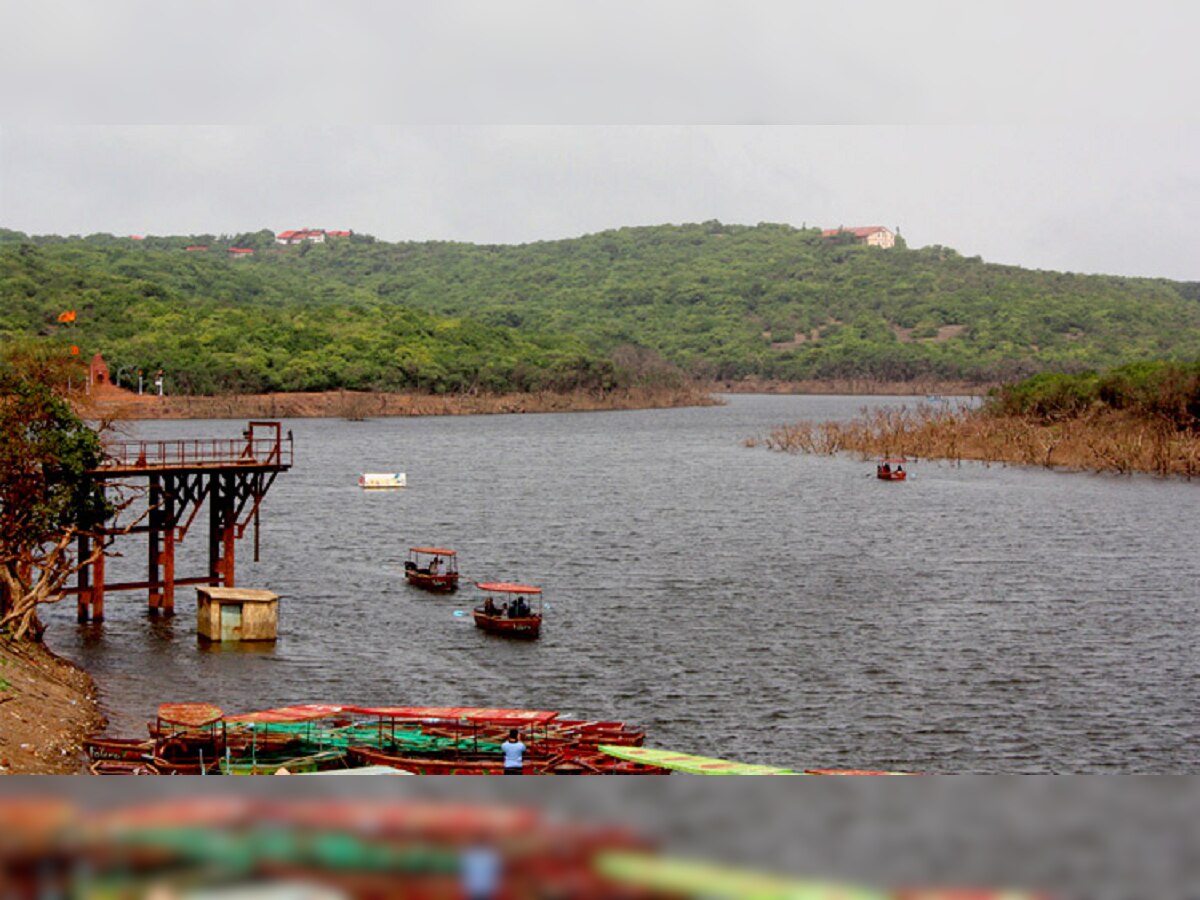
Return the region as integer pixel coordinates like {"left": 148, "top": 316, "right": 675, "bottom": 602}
{"left": 196, "top": 586, "right": 279, "bottom": 642}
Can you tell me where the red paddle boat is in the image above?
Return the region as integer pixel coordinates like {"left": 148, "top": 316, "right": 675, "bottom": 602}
{"left": 405, "top": 547, "right": 460, "bottom": 592}
{"left": 473, "top": 582, "right": 542, "bottom": 638}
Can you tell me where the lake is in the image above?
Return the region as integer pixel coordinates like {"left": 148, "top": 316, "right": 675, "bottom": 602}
{"left": 48, "top": 394, "right": 1200, "bottom": 773}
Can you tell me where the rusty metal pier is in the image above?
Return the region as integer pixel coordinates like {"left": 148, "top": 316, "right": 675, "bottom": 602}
{"left": 72, "top": 421, "right": 293, "bottom": 623}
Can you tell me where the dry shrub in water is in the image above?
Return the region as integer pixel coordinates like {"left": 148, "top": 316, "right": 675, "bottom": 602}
{"left": 760, "top": 402, "right": 1200, "bottom": 478}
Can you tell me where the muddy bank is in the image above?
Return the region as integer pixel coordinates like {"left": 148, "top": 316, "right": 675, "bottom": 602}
{"left": 0, "top": 640, "right": 103, "bottom": 774}
{"left": 84, "top": 384, "right": 719, "bottom": 421}
{"left": 715, "top": 378, "right": 989, "bottom": 396}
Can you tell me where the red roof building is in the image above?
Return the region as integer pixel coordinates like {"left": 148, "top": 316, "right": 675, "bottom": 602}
{"left": 275, "top": 228, "right": 329, "bottom": 245}
{"left": 820, "top": 226, "right": 896, "bottom": 248}
{"left": 184, "top": 245, "right": 209, "bottom": 251}
{"left": 228, "top": 247, "right": 255, "bottom": 255}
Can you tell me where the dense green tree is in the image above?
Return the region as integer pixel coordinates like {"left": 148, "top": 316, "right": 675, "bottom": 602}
{"left": 0, "top": 344, "right": 112, "bottom": 641}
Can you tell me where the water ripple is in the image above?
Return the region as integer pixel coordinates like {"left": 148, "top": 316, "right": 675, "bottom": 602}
{"left": 43, "top": 395, "right": 1200, "bottom": 772}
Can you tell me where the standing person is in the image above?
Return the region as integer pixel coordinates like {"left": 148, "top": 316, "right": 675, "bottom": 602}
{"left": 461, "top": 843, "right": 500, "bottom": 900}
{"left": 501, "top": 729, "right": 525, "bottom": 774}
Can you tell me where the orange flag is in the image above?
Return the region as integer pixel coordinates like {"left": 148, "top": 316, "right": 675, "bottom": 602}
{"left": 57, "top": 310, "right": 76, "bottom": 323}
{"left": 69, "top": 345, "right": 79, "bottom": 355}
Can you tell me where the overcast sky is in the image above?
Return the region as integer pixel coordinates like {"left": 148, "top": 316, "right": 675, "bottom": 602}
{"left": 1, "top": 1, "right": 1198, "bottom": 280}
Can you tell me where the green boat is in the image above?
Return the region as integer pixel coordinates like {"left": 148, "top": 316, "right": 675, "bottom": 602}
{"left": 218, "top": 748, "right": 349, "bottom": 775}
{"left": 596, "top": 745, "right": 803, "bottom": 775}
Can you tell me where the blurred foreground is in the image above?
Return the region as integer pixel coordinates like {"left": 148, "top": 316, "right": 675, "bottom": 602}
{"left": 3, "top": 779, "right": 1194, "bottom": 898}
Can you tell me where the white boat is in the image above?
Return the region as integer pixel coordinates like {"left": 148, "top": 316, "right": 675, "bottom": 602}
{"left": 358, "top": 473, "right": 407, "bottom": 490}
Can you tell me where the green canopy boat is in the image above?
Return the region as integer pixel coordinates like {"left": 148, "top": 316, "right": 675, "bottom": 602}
{"left": 594, "top": 852, "right": 889, "bottom": 900}
{"left": 596, "top": 745, "right": 802, "bottom": 775}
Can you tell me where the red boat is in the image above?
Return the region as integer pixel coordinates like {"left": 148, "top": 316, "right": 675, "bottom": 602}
{"left": 150, "top": 702, "right": 226, "bottom": 775}
{"left": 473, "top": 582, "right": 542, "bottom": 638}
{"left": 876, "top": 458, "right": 908, "bottom": 480}
{"left": 347, "top": 744, "right": 667, "bottom": 775}
{"left": 404, "top": 547, "right": 460, "bottom": 592}
{"left": 347, "top": 706, "right": 665, "bottom": 775}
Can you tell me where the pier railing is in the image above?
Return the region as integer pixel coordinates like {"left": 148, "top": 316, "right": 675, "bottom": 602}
{"left": 98, "top": 422, "right": 292, "bottom": 472}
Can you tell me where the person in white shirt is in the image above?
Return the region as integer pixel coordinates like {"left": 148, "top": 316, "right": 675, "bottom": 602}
{"left": 501, "top": 729, "right": 525, "bottom": 774}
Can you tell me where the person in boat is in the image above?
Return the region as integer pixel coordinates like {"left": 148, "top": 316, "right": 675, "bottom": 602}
{"left": 429, "top": 556, "right": 441, "bottom": 576}
{"left": 896, "top": 464, "right": 905, "bottom": 474}
{"left": 880, "top": 462, "right": 891, "bottom": 474}
{"left": 501, "top": 729, "right": 525, "bottom": 775}
{"left": 484, "top": 596, "right": 497, "bottom": 616}
{"left": 513, "top": 595, "right": 526, "bottom": 617}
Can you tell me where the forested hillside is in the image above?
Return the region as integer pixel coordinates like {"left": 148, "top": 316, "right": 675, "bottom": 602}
{"left": 2, "top": 223, "right": 1198, "bottom": 393}
{"left": 0, "top": 233, "right": 623, "bottom": 395}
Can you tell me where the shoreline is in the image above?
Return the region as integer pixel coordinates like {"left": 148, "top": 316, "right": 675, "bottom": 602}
{"left": 84, "top": 384, "right": 719, "bottom": 420}
{"left": 0, "top": 639, "right": 103, "bottom": 774}
{"left": 81, "top": 379, "right": 990, "bottom": 422}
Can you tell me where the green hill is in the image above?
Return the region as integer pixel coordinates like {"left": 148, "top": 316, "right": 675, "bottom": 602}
{"left": 2, "top": 223, "right": 1198, "bottom": 393}
{"left": 0, "top": 233, "right": 622, "bottom": 395}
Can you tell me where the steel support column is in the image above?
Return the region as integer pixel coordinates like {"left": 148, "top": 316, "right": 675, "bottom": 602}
{"left": 162, "top": 474, "right": 176, "bottom": 615}
{"left": 148, "top": 475, "right": 162, "bottom": 612}
{"left": 76, "top": 533, "right": 91, "bottom": 623}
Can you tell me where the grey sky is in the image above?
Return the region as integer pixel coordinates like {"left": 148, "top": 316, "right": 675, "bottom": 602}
{"left": 1, "top": 1, "right": 1198, "bottom": 279}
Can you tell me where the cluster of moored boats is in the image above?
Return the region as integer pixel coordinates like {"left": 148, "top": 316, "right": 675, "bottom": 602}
{"left": 404, "top": 546, "right": 545, "bottom": 638}
{"left": 85, "top": 702, "right": 664, "bottom": 776}
{"left": 84, "top": 701, "right": 914, "bottom": 776}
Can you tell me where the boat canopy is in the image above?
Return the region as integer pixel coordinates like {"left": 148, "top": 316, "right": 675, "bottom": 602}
{"left": 352, "top": 705, "right": 558, "bottom": 726}
{"left": 595, "top": 851, "right": 890, "bottom": 900}
{"left": 157, "top": 702, "right": 224, "bottom": 728}
{"left": 475, "top": 582, "right": 542, "bottom": 594}
{"left": 877, "top": 458, "right": 908, "bottom": 464}
{"left": 409, "top": 547, "right": 456, "bottom": 556}
{"left": 225, "top": 704, "right": 349, "bottom": 724}
{"left": 597, "top": 745, "right": 801, "bottom": 775}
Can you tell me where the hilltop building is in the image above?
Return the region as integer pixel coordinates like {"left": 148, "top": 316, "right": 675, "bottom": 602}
{"left": 276, "top": 228, "right": 352, "bottom": 245}
{"left": 820, "top": 226, "right": 895, "bottom": 248}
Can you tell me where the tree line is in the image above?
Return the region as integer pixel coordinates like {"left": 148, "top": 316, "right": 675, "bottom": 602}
{"left": 3, "top": 222, "right": 1199, "bottom": 392}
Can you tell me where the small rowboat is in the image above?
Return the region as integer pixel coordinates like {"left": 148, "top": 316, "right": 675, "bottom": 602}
{"left": 876, "top": 458, "right": 907, "bottom": 480}
{"left": 83, "top": 736, "right": 155, "bottom": 762}
{"left": 359, "top": 472, "right": 406, "bottom": 490}
{"left": 404, "top": 547, "right": 459, "bottom": 592}
{"left": 473, "top": 582, "right": 542, "bottom": 638}
{"left": 88, "top": 759, "right": 160, "bottom": 775}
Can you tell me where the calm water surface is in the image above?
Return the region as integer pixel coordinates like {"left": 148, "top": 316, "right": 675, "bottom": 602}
{"left": 48, "top": 394, "right": 1200, "bottom": 772}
